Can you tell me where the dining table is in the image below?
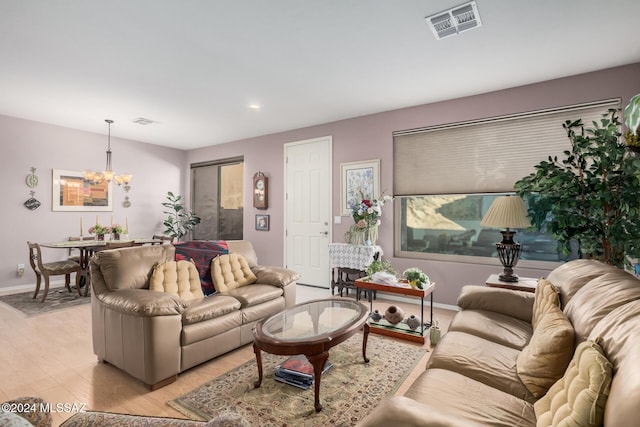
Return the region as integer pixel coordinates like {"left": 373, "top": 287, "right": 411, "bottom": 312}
{"left": 40, "top": 238, "right": 166, "bottom": 296}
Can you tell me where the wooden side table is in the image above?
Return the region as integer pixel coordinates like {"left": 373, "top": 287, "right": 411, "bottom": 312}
{"left": 485, "top": 274, "right": 538, "bottom": 293}
{"left": 333, "top": 267, "right": 367, "bottom": 298}
{"left": 355, "top": 278, "right": 435, "bottom": 344}
{"left": 328, "top": 243, "right": 381, "bottom": 296}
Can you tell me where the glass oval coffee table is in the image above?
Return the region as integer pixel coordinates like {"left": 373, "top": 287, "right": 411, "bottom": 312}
{"left": 252, "top": 298, "right": 370, "bottom": 412}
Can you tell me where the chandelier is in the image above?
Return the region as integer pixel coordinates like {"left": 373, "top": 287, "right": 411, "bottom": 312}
{"left": 83, "top": 119, "right": 132, "bottom": 185}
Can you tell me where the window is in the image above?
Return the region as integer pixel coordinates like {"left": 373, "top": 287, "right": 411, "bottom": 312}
{"left": 191, "top": 158, "right": 244, "bottom": 240}
{"left": 396, "top": 193, "right": 578, "bottom": 266}
{"left": 393, "top": 99, "right": 620, "bottom": 265}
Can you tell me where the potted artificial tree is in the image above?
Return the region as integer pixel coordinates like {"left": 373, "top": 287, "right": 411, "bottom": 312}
{"left": 162, "top": 191, "right": 201, "bottom": 241}
{"left": 515, "top": 109, "right": 640, "bottom": 269}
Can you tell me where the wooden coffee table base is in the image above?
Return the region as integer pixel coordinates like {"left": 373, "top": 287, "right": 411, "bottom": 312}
{"left": 253, "top": 323, "right": 370, "bottom": 412}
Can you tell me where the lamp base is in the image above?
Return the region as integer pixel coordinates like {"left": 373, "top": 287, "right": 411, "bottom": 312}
{"left": 499, "top": 272, "right": 519, "bottom": 283}
{"left": 495, "top": 236, "right": 522, "bottom": 283}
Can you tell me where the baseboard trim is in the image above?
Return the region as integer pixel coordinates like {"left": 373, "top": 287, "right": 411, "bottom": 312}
{"left": 0, "top": 280, "right": 67, "bottom": 296}
{"left": 297, "top": 283, "right": 330, "bottom": 290}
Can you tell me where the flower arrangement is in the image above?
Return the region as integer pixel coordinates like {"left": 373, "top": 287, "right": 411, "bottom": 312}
{"left": 109, "top": 224, "right": 127, "bottom": 235}
{"left": 88, "top": 224, "right": 108, "bottom": 235}
{"left": 351, "top": 193, "right": 393, "bottom": 229}
{"left": 403, "top": 267, "right": 429, "bottom": 289}
{"left": 348, "top": 192, "right": 393, "bottom": 245}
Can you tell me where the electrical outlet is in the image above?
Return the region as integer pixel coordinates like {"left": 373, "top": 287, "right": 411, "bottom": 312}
{"left": 17, "top": 264, "right": 25, "bottom": 276}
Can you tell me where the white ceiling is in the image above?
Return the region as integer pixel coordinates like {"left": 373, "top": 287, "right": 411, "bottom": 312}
{"left": 1, "top": 1, "right": 639, "bottom": 150}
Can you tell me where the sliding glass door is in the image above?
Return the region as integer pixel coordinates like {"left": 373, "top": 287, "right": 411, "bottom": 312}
{"left": 192, "top": 157, "right": 244, "bottom": 240}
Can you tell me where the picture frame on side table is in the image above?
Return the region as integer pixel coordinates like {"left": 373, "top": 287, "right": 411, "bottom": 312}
{"left": 340, "top": 159, "right": 380, "bottom": 215}
{"left": 256, "top": 214, "right": 270, "bottom": 231}
{"left": 52, "top": 169, "right": 113, "bottom": 211}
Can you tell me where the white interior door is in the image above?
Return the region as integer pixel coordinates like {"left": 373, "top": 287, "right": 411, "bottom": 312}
{"left": 284, "top": 136, "right": 332, "bottom": 287}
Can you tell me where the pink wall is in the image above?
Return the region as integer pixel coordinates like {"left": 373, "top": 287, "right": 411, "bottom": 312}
{"left": 186, "top": 62, "right": 640, "bottom": 306}
{"left": 3, "top": 63, "right": 638, "bottom": 304}
{"left": 1, "top": 116, "right": 185, "bottom": 290}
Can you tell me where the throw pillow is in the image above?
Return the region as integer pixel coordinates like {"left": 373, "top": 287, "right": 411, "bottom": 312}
{"left": 534, "top": 340, "right": 612, "bottom": 427}
{"left": 517, "top": 304, "right": 575, "bottom": 398}
{"left": 531, "top": 278, "right": 560, "bottom": 329}
{"left": 212, "top": 253, "right": 257, "bottom": 292}
{"left": 150, "top": 260, "right": 204, "bottom": 301}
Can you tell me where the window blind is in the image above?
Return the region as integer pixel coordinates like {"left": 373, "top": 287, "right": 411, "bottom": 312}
{"left": 393, "top": 99, "right": 621, "bottom": 196}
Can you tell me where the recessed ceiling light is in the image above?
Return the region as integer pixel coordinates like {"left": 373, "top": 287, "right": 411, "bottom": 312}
{"left": 248, "top": 104, "right": 261, "bottom": 110}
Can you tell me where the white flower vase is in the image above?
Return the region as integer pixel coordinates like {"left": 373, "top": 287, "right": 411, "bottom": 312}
{"left": 368, "top": 224, "right": 378, "bottom": 245}
{"left": 349, "top": 225, "right": 366, "bottom": 245}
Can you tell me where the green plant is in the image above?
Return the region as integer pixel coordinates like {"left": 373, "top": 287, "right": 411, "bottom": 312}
{"left": 624, "top": 93, "right": 640, "bottom": 147}
{"left": 403, "top": 267, "right": 429, "bottom": 289}
{"left": 162, "top": 191, "right": 201, "bottom": 240}
{"left": 625, "top": 130, "right": 640, "bottom": 148}
{"left": 514, "top": 109, "right": 640, "bottom": 269}
{"left": 365, "top": 259, "right": 398, "bottom": 277}
{"left": 624, "top": 94, "right": 640, "bottom": 134}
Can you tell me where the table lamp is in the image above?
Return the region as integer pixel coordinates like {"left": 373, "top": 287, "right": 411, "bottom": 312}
{"left": 480, "top": 195, "right": 532, "bottom": 282}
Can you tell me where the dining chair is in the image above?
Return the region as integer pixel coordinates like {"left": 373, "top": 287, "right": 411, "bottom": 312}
{"left": 27, "top": 242, "right": 82, "bottom": 302}
{"left": 104, "top": 241, "right": 136, "bottom": 250}
{"left": 151, "top": 235, "right": 174, "bottom": 244}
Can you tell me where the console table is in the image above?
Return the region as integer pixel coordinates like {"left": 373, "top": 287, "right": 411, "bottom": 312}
{"left": 328, "top": 243, "right": 382, "bottom": 297}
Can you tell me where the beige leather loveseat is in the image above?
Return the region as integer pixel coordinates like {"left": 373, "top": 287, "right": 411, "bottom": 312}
{"left": 358, "top": 259, "right": 640, "bottom": 427}
{"left": 90, "top": 240, "right": 299, "bottom": 389}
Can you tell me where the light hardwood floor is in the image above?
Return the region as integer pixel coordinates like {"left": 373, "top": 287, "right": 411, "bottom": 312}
{"left": 0, "top": 284, "right": 455, "bottom": 426}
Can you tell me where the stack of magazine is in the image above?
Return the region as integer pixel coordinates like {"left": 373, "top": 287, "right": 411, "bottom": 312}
{"left": 274, "top": 354, "right": 333, "bottom": 389}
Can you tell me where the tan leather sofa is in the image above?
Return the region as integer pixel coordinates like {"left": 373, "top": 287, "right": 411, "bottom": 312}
{"left": 90, "top": 240, "right": 299, "bottom": 389}
{"left": 357, "top": 259, "right": 640, "bottom": 427}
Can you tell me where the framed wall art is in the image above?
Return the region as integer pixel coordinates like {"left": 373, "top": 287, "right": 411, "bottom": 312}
{"left": 52, "top": 169, "right": 113, "bottom": 211}
{"left": 255, "top": 214, "right": 270, "bottom": 231}
{"left": 340, "top": 159, "right": 380, "bottom": 215}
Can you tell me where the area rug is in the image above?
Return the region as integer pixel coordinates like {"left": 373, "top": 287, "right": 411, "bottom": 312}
{"left": 60, "top": 411, "right": 207, "bottom": 426}
{"left": 169, "top": 334, "right": 427, "bottom": 426}
{"left": 0, "top": 288, "right": 90, "bottom": 317}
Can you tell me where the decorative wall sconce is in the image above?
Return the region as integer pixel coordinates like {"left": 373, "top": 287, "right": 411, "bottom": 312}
{"left": 24, "top": 166, "right": 41, "bottom": 210}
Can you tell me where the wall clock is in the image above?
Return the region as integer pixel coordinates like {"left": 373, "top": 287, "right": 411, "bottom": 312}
{"left": 253, "top": 171, "right": 268, "bottom": 209}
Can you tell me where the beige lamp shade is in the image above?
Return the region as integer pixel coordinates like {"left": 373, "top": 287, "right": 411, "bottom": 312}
{"left": 480, "top": 195, "right": 531, "bottom": 229}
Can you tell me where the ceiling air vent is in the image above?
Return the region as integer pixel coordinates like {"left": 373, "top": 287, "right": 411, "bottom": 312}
{"left": 132, "top": 117, "right": 156, "bottom": 125}
{"left": 426, "top": 1, "right": 482, "bottom": 40}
